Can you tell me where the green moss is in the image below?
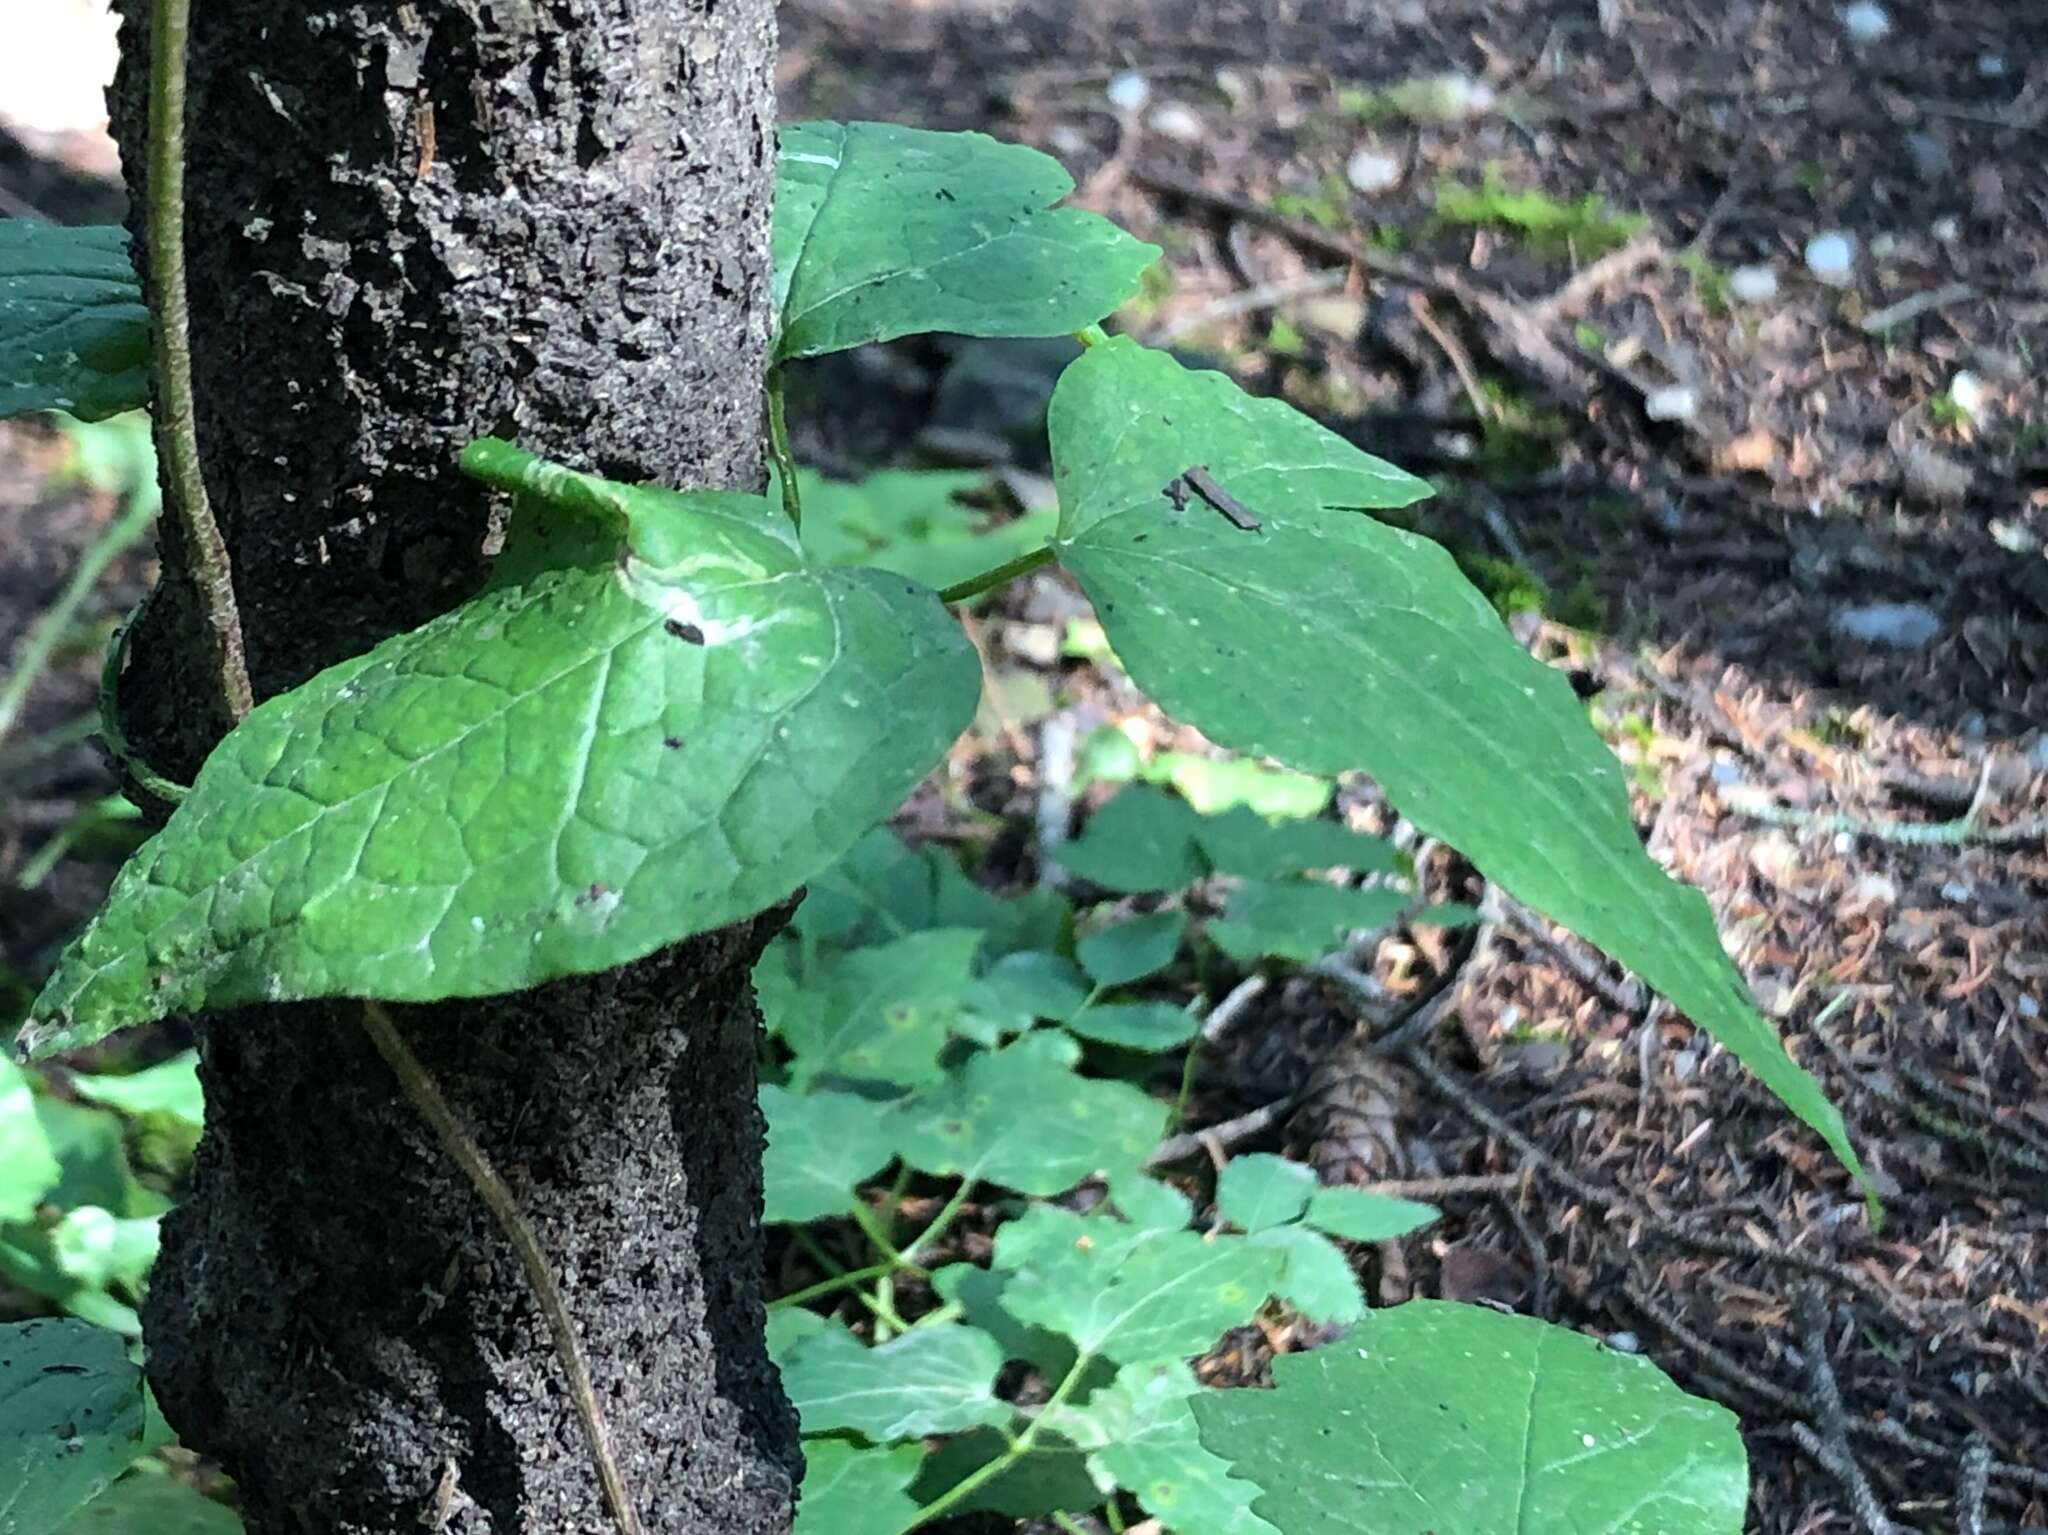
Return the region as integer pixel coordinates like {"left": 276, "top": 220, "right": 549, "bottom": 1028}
{"left": 1270, "top": 173, "right": 1354, "bottom": 231}
{"left": 1432, "top": 165, "right": 1646, "bottom": 257}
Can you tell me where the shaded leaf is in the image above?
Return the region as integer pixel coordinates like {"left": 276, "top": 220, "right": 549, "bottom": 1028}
{"left": 55, "top": 1470, "right": 242, "bottom": 1535}
{"left": 0, "top": 222, "right": 150, "bottom": 423}
{"left": 1047, "top": 339, "right": 1861, "bottom": 1188}
{"left": 0, "top": 1318, "right": 149, "bottom": 1533}
{"left": 1055, "top": 786, "right": 1206, "bottom": 893}
{"left": 760, "top": 1084, "right": 896, "bottom": 1224}
{"left": 781, "top": 1323, "right": 1011, "bottom": 1440}
{"left": 964, "top": 950, "right": 1090, "bottom": 1028}
{"left": 24, "top": 445, "right": 979, "bottom": 1055}
{"left": 890, "top": 1031, "right": 1167, "bottom": 1193}
{"left": 1303, "top": 1186, "right": 1439, "bottom": 1243}
{"left": 785, "top": 466, "right": 1056, "bottom": 593}
{"left": 909, "top": 1428, "right": 1098, "bottom": 1520}
{"left": 793, "top": 1440, "right": 924, "bottom": 1535}
{"left": 1215, "top": 1154, "right": 1316, "bottom": 1233}
{"left": 776, "top": 929, "right": 983, "bottom": 1089}
{"left": 1075, "top": 909, "right": 1185, "bottom": 987}
{"left": 1050, "top": 1361, "right": 1280, "bottom": 1535}
{"left": 1194, "top": 808, "right": 1400, "bottom": 880}
{"left": 1063, "top": 1001, "right": 1198, "bottom": 1051}
{"left": 1249, "top": 1225, "right": 1366, "bottom": 1326}
{"left": 773, "top": 121, "right": 1158, "bottom": 360}
{"left": 1208, "top": 880, "right": 1407, "bottom": 965}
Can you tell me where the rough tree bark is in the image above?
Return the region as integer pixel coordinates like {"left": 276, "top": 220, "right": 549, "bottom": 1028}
{"left": 106, "top": 3, "right": 799, "bottom": 1530}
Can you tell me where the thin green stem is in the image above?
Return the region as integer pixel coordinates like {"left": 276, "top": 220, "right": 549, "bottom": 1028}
{"left": 897, "top": 1179, "right": 977, "bottom": 1268}
{"left": 937, "top": 546, "right": 1056, "bottom": 606}
{"left": 847, "top": 1201, "right": 918, "bottom": 1271}
{"left": 147, "top": 0, "right": 251, "bottom": 725}
{"left": 896, "top": 1350, "right": 1098, "bottom": 1535}
{"left": 766, "top": 365, "right": 802, "bottom": 528}
{"left": 1073, "top": 324, "right": 1110, "bottom": 349}
{"left": 0, "top": 477, "right": 155, "bottom": 753}
{"left": 359, "top": 1001, "right": 643, "bottom": 1535}
{"left": 769, "top": 1262, "right": 898, "bottom": 1311}
{"left": 1051, "top": 1514, "right": 1091, "bottom": 1535}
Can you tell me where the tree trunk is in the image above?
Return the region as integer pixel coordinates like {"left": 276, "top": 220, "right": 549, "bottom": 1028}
{"left": 107, "top": 3, "right": 798, "bottom": 1530}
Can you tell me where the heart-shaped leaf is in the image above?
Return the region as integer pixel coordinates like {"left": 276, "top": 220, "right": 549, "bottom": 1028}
{"left": 21, "top": 444, "right": 979, "bottom": 1055}
{"left": 1193, "top": 1301, "right": 1748, "bottom": 1535}
{"left": 773, "top": 121, "right": 1159, "bottom": 361}
{"left": 1047, "top": 338, "right": 1862, "bottom": 1192}
{"left": 1056, "top": 786, "right": 1208, "bottom": 893}
{"left": 0, "top": 1318, "right": 149, "bottom": 1534}
{"left": 0, "top": 222, "right": 150, "bottom": 422}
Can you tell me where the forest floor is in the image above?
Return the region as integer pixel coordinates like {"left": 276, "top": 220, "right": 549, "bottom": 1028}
{"left": 4, "top": 2, "right": 2047, "bottom": 1532}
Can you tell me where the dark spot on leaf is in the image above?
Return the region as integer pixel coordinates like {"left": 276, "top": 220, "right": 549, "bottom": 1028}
{"left": 663, "top": 735, "right": 685, "bottom": 750}
{"left": 936, "top": 186, "right": 955, "bottom": 201}
{"left": 664, "top": 618, "right": 705, "bottom": 644}
{"left": 579, "top": 882, "right": 608, "bottom": 904}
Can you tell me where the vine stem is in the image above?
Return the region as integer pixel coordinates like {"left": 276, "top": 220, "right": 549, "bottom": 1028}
{"left": 147, "top": 0, "right": 252, "bottom": 724}
{"left": 359, "top": 1000, "right": 644, "bottom": 1535}
{"left": 766, "top": 365, "right": 803, "bottom": 527}
{"left": 896, "top": 1349, "right": 1097, "bottom": 1534}
{"left": 937, "top": 546, "right": 1055, "bottom": 605}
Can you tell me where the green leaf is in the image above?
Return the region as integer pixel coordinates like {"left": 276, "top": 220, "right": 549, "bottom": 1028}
{"left": 1193, "top": 1301, "right": 1748, "bottom": 1535}
{"left": 1193, "top": 808, "right": 1400, "bottom": 880}
{"left": 891, "top": 1032, "right": 1167, "bottom": 1193}
{"left": 46, "top": 1209, "right": 160, "bottom": 1296}
{"left": 1215, "top": 1154, "right": 1317, "bottom": 1233}
{"left": 0, "top": 1057, "right": 58, "bottom": 1222}
{"left": 773, "top": 121, "right": 1159, "bottom": 361}
{"left": 1063, "top": 1001, "right": 1198, "bottom": 1051}
{"left": 782, "top": 1322, "right": 1012, "bottom": 1441}
{"left": 1055, "top": 786, "right": 1207, "bottom": 893}
{"left": 760, "top": 1084, "right": 896, "bottom": 1224}
{"left": 765, "top": 1307, "right": 834, "bottom": 1367}
{"left": 1075, "top": 909, "right": 1185, "bottom": 987}
{"left": 789, "top": 829, "right": 938, "bottom": 945}
{"left": 775, "top": 929, "right": 983, "bottom": 1089}
{"left": 32, "top": 1098, "right": 166, "bottom": 1220}
{"left": 22, "top": 446, "right": 980, "bottom": 1055}
{"left": 1302, "top": 1186, "right": 1439, "bottom": 1243}
{"left": 909, "top": 1428, "right": 1099, "bottom": 1520}
{"left": 1048, "top": 339, "right": 1862, "bottom": 1190}
{"left": 1109, "top": 1172, "right": 1194, "bottom": 1232}
{"left": 55, "top": 1470, "right": 243, "bottom": 1535}
{"left": 68, "top": 1052, "right": 204, "bottom": 1131}
{"left": 1208, "top": 881, "right": 1407, "bottom": 965}
{"left": 1248, "top": 1225, "right": 1365, "bottom": 1326}
{"left": 0, "top": 1318, "right": 149, "bottom": 1533}
{"left": 1050, "top": 1361, "right": 1280, "bottom": 1535}
{"left": 999, "top": 1223, "right": 1284, "bottom": 1363}
{"left": 793, "top": 1440, "right": 924, "bottom": 1535}
{"left": 786, "top": 467, "right": 1056, "bottom": 593}
{"left": 930, "top": 1263, "right": 1082, "bottom": 1384}
{"left": 0, "top": 222, "right": 150, "bottom": 422}
{"left": 964, "top": 950, "right": 1091, "bottom": 1027}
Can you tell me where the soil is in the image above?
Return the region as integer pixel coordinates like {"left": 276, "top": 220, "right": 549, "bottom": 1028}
{"left": 4, "top": 2, "right": 2046, "bottom": 1532}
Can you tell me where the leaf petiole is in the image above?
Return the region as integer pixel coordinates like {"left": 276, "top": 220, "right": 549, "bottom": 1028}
{"left": 936, "top": 546, "right": 1056, "bottom": 606}
{"left": 766, "top": 365, "right": 802, "bottom": 527}
{"left": 894, "top": 1348, "right": 1099, "bottom": 1535}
